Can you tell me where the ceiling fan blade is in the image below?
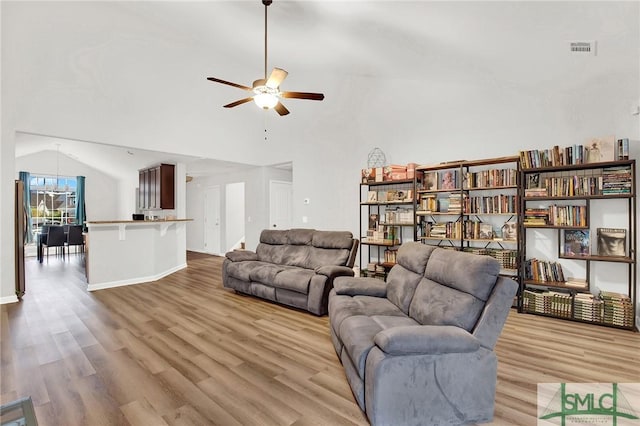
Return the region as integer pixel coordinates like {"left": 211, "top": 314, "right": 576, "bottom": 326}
{"left": 266, "top": 68, "right": 288, "bottom": 89}
{"left": 281, "top": 91, "right": 325, "bottom": 101}
{"left": 207, "top": 77, "right": 252, "bottom": 91}
{"left": 223, "top": 97, "right": 254, "bottom": 108}
{"left": 274, "top": 102, "right": 290, "bottom": 116}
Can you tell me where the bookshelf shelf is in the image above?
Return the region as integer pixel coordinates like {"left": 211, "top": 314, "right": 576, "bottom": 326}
{"left": 558, "top": 254, "right": 634, "bottom": 263}
{"left": 523, "top": 224, "right": 589, "bottom": 230}
{"left": 360, "top": 171, "right": 420, "bottom": 278}
{"left": 416, "top": 156, "right": 520, "bottom": 275}
{"left": 518, "top": 157, "right": 636, "bottom": 330}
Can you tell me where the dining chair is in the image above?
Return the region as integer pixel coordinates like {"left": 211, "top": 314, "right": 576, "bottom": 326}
{"left": 42, "top": 226, "right": 65, "bottom": 261}
{"left": 66, "top": 225, "right": 84, "bottom": 256}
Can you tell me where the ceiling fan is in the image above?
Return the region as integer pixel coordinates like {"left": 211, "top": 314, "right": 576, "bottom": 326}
{"left": 207, "top": 0, "right": 324, "bottom": 116}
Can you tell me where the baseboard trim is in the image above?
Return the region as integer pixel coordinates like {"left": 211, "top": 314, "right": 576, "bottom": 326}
{"left": 87, "top": 263, "right": 188, "bottom": 291}
{"left": 0, "top": 295, "right": 20, "bottom": 305}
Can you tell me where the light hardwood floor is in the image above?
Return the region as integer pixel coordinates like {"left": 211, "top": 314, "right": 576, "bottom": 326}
{"left": 1, "top": 252, "right": 638, "bottom": 425}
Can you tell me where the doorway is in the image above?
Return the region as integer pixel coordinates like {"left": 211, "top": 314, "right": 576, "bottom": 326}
{"left": 204, "top": 185, "right": 221, "bottom": 255}
{"left": 225, "top": 182, "right": 245, "bottom": 251}
{"left": 269, "top": 180, "right": 293, "bottom": 230}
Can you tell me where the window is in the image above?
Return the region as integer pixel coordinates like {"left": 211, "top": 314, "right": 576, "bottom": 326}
{"left": 29, "top": 174, "right": 77, "bottom": 239}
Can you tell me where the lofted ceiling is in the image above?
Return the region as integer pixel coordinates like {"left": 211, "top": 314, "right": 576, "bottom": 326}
{"left": 5, "top": 1, "right": 639, "bottom": 174}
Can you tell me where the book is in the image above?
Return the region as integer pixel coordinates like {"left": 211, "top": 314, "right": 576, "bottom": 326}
{"left": 501, "top": 221, "right": 517, "bottom": 241}
{"left": 440, "top": 170, "right": 457, "bottom": 190}
{"left": 563, "top": 230, "right": 590, "bottom": 256}
{"left": 596, "top": 228, "right": 626, "bottom": 256}
{"left": 586, "top": 135, "right": 616, "bottom": 163}
{"left": 423, "top": 172, "right": 438, "bottom": 191}
{"left": 368, "top": 214, "right": 379, "bottom": 230}
{"left": 479, "top": 223, "right": 493, "bottom": 239}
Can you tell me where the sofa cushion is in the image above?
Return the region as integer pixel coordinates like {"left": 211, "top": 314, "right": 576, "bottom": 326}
{"left": 256, "top": 243, "right": 288, "bottom": 265}
{"left": 272, "top": 268, "right": 315, "bottom": 294}
{"left": 282, "top": 245, "right": 311, "bottom": 268}
{"left": 307, "top": 247, "right": 350, "bottom": 270}
{"left": 249, "top": 263, "right": 288, "bottom": 284}
{"left": 409, "top": 278, "right": 486, "bottom": 331}
{"left": 288, "top": 228, "right": 315, "bottom": 245}
{"left": 329, "top": 294, "right": 406, "bottom": 338}
{"left": 424, "top": 249, "right": 500, "bottom": 301}
{"left": 226, "top": 260, "right": 271, "bottom": 282}
{"left": 340, "top": 315, "right": 419, "bottom": 379}
{"left": 312, "top": 231, "right": 355, "bottom": 250}
{"left": 260, "top": 229, "right": 290, "bottom": 245}
{"left": 395, "top": 242, "right": 436, "bottom": 275}
{"left": 386, "top": 264, "right": 424, "bottom": 315}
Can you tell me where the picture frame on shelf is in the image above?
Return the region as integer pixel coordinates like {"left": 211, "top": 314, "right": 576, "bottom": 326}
{"left": 368, "top": 214, "right": 379, "bottom": 230}
{"left": 440, "top": 170, "right": 457, "bottom": 190}
{"left": 424, "top": 172, "right": 438, "bottom": 191}
{"left": 527, "top": 173, "right": 541, "bottom": 189}
{"left": 479, "top": 223, "right": 493, "bottom": 239}
{"left": 501, "top": 221, "right": 517, "bottom": 241}
{"left": 563, "top": 229, "right": 590, "bottom": 256}
{"left": 586, "top": 135, "right": 616, "bottom": 163}
{"left": 596, "top": 228, "right": 626, "bottom": 256}
{"left": 367, "top": 191, "right": 377, "bottom": 202}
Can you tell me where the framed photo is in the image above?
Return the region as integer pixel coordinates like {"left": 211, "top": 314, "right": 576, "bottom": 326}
{"left": 597, "top": 228, "right": 626, "bottom": 256}
{"left": 527, "top": 173, "right": 540, "bottom": 189}
{"left": 367, "top": 191, "right": 377, "bottom": 202}
{"left": 423, "top": 172, "right": 438, "bottom": 191}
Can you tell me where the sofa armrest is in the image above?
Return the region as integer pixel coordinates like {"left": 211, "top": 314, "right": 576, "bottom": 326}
{"left": 315, "top": 265, "right": 355, "bottom": 279}
{"left": 334, "top": 276, "right": 387, "bottom": 297}
{"left": 374, "top": 325, "right": 480, "bottom": 355}
{"left": 225, "top": 250, "right": 258, "bottom": 262}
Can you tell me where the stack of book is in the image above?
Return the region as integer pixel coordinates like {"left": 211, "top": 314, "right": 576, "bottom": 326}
{"left": 462, "top": 247, "right": 489, "bottom": 256}
{"left": 601, "top": 165, "right": 632, "bottom": 195}
{"left": 464, "top": 168, "right": 518, "bottom": 188}
{"left": 487, "top": 249, "right": 518, "bottom": 270}
{"left": 466, "top": 194, "right": 517, "bottom": 214}
{"left": 417, "top": 194, "right": 437, "bottom": 214}
{"left": 574, "top": 293, "right": 604, "bottom": 323}
{"left": 524, "top": 258, "right": 565, "bottom": 283}
{"left": 522, "top": 289, "right": 572, "bottom": 318}
{"left": 600, "top": 291, "right": 634, "bottom": 328}
{"left": 548, "top": 205, "right": 587, "bottom": 227}
{"left": 447, "top": 194, "right": 464, "bottom": 214}
{"left": 524, "top": 208, "right": 549, "bottom": 225}
{"left": 525, "top": 187, "right": 548, "bottom": 197}
{"left": 543, "top": 175, "right": 601, "bottom": 197}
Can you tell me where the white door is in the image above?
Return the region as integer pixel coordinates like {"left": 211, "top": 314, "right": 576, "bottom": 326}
{"left": 204, "top": 186, "right": 221, "bottom": 255}
{"left": 269, "top": 180, "right": 292, "bottom": 230}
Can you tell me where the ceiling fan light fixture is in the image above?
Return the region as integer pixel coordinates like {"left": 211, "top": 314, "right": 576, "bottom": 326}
{"left": 254, "top": 93, "right": 279, "bottom": 109}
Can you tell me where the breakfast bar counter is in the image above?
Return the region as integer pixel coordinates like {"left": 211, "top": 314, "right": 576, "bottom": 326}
{"left": 85, "top": 219, "right": 191, "bottom": 291}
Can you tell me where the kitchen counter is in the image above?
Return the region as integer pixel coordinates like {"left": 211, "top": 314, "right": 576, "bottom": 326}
{"left": 85, "top": 219, "right": 192, "bottom": 290}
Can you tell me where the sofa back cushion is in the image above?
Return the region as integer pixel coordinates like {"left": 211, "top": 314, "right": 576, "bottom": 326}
{"left": 386, "top": 242, "right": 436, "bottom": 314}
{"left": 408, "top": 249, "right": 500, "bottom": 331}
{"left": 256, "top": 229, "right": 354, "bottom": 269}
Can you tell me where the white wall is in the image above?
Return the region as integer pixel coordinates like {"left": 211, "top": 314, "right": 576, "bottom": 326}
{"left": 186, "top": 166, "right": 292, "bottom": 253}
{"left": 14, "top": 150, "right": 120, "bottom": 222}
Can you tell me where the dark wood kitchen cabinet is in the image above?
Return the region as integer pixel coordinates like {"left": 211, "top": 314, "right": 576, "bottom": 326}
{"left": 139, "top": 163, "right": 175, "bottom": 210}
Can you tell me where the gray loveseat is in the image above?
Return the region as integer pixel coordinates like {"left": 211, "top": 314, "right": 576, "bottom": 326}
{"left": 329, "top": 242, "right": 518, "bottom": 426}
{"left": 223, "top": 229, "right": 359, "bottom": 315}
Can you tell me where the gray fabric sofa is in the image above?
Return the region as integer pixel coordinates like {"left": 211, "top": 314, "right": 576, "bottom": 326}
{"left": 223, "top": 229, "right": 359, "bottom": 316}
{"left": 329, "top": 242, "right": 518, "bottom": 426}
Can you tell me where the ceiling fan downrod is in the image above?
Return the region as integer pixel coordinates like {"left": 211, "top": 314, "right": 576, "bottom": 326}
{"left": 263, "top": 0, "right": 272, "bottom": 80}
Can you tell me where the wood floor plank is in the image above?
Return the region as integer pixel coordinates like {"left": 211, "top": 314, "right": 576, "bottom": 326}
{"left": 1, "top": 252, "right": 638, "bottom": 426}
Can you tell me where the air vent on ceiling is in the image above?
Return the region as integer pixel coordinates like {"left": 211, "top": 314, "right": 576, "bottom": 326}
{"left": 569, "top": 40, "right": 597, "bottom": 56}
